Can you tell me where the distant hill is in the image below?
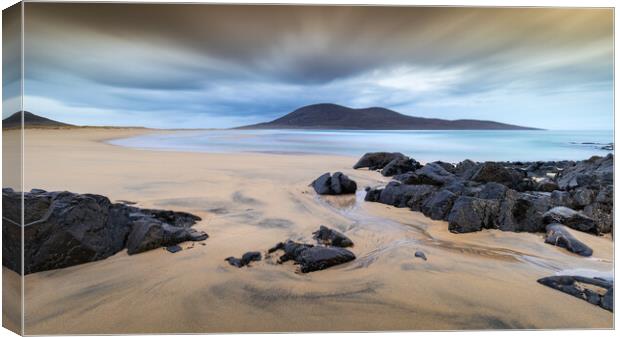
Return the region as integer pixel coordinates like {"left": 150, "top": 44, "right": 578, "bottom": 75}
{"left": 238, "top": 103, "right": 540, "bottom": 130}
{"left": 2, "top": 111, "right": 73, "bottom": 129}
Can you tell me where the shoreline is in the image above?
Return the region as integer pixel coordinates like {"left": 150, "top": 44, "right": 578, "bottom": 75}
{"left": 2, "top": 128, "right": 613, "bottom": 333}
{"left": 101, "top": 128, "right": 614, "bottom": 163}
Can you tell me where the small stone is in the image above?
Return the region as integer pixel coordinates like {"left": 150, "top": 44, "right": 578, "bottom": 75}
{"left": 166, "top": 245, "right": 182, "bottom": 253}
{"left": 414, "top": 251, "right": 427, "bottom": 261}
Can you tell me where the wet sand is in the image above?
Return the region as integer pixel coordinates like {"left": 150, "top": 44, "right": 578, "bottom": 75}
{"left": 4, "top": 128, "right": 613, "bottom": 334}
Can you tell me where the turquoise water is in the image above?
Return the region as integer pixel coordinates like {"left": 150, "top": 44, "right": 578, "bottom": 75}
{"left": 109, "top": 129, "right": 613, "bottom": 162}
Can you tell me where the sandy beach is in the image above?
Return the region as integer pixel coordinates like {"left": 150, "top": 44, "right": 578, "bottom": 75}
{"left": 3, "top": 128, "right": 613, "bottom": 334}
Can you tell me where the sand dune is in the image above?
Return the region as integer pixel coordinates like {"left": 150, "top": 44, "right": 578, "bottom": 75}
{"left": 2, "top": 128, "right": 612, "bottom": 334}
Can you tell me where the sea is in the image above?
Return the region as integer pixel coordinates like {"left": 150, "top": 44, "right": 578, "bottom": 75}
{"left": 108, "top": 129, "right": 614, "bottom": 163}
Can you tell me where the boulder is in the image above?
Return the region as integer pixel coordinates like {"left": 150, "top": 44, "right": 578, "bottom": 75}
{"left": 601, "top": 287, "right": 614, "bottom": 311}
{"left": 420, "top": 189, "right": 457, "bottom": 220}
{"left": 454, "top": 159, "right": 479, "bottom": 180}
{"left": 268, "top": 240, "right": 355, "bottom": 273}
{"left": 571, "top": 187, "right": 595, "bottom": 208}
{"left": 583, "top": 202, "right": 613, "bottom": 234}
{"left": 497, "top": 190, "right": 551, "bottom": 232}
{"left": 380, "top": 157, "right": 421, "bottom": 176}
{"left": 537, "top": 275, "right": 613, "bottom": 312}
{"left": 353, "top": 152, "right": 407, "bottom": 170}
{"left": 535, "top": 178, "right": 559, "bottom": 192}
{"left": 311, "top": 172, "right": 357, "bottom": 195}
{"left": 447, "top": 196, "right": 500, "bottom": 233}
{"left": 399, "top": 163, "right": 457, "bottom": 186}
{"left": 2, "top": 189, "right": 207, "bottom": 274}
{"left": 544, "top": 224, "right": 593, "bottom": 257}
{"left": 370, "top": 181, "right": 436, "bottom": 209}
{"left": 225, "top": 251, "right": 262, "bottom": 268}
{"left": 431, "top": 161, "right": 456, "bottom": 173}
{"left": 550, "top": 190, "right": 574, "bottom": 208}
{"left": 312, "top": 225, "right": 354, "bottom": 247}
{"left": 542, "top": 206, "right": 597, "bottom": 234}
{"left": 364, "top": 187, "right": 383, "bottom": 202}
{"left": 125, "top": 218, "right": 208, "bottom": 255}
{"left": 471, "top": 162, "right": 527, "bottom": 189}
{"left": 556, "top": 154, "right": 613, "bottom": 190}
{"left": 476, "top": 182, "right": 509, "bottom": 200}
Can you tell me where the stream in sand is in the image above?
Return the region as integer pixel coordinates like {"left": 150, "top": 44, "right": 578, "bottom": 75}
{"left": 3, "top": 129, "right": 614, "bottom": 333}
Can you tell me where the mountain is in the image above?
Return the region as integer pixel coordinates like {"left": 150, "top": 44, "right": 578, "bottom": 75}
{"left": 238, "top": 103, "right": 540, "bottom": 130}
{"left": 2, "top": 111, "right": 73, "bottom": 129}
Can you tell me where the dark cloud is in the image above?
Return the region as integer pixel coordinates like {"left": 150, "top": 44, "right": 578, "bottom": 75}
{"left": 5, "top": 4, "right": 613, "bottom": 128}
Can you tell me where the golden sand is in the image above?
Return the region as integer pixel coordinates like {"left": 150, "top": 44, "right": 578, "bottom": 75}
{"left": 2, "top": 128, "right": 613, "bottom": 333}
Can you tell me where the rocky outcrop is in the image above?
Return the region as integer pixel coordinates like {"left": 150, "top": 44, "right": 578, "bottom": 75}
{"left": 353, "top": 152, "right": 407, "bottom": 170}
{"left": 2, "top": 189, "right": 208, "bottom": 274}
{"left": 542, "top": 207, "right": 597, "bottom": 234}
{"left": 470, "top": 162, "right": 527, "bottom": 190}
{"left": 447, "top": 196, "right": 500, "bottom": 233}
{"left": 394, "top": 163, "right": 455, "bottom": 186}
{"left": 420, "top": 189, "right": 457, "bottom": 220}
{"left": 268, "top": 240, "right": 356, "bottom": 273}
{"left": 538, "top": 275, "right": 613, "bottom": 312}
{"left": 357, "top": 153, "right": 613, "bottom": 236}
{"left": 556, "top": 154, "right": 613, "bottom": 190}
{"left": 225, "top": 251, "right": 262, "bottom": 268}
{"left": 380, "top": 156, "right": 422, "bottom": 177}
{"left": 312, "top": 226, "right": 354, "bottom": 247}
{"left": 366, "top": 181, "right": 436, "bottom": 209}
{"left": 311, "top": 172, "right": 357, "bottom": 195}
{"left": 544, "top": 224, "right": 593, "bottom": 257}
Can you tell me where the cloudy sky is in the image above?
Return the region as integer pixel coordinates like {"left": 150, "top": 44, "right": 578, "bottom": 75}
{"left": 2, "top": 4, "right": 614, "bottom": 129}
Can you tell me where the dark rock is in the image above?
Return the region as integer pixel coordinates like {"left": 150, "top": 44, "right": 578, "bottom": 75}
{"left": 550, "top": 190, "right": 573, "bottom": 208}
{"left": 544, "top": 224, "right": 593, "bottom": 257}
{"left": 396, "top": 163, "right": 456, "bottom": 186}
{"left": 414, "top": 251, "right": 427, "bottom": 261}
{"left": 312, "top": 225, "right": 354, "bottom": 247}
{"left": 431, "top": 161, "right": 456, "bottom": 173}
{"left": 571, "top": 187, "right": 595, "bottom": 208}
{"left": 537, "top": 275, "right": 613, "bottom": 312}
{"left": 125, "top": 218, "right": 208, "bottom": 255}
{"left": 556, "top": 154, "right": 613, "bottom": 190}
{"left": 454, "top": 159, "right": 479, "bottom": 180}
{"left": 369, "top": 181, "right": 436, "bottom": 209}
{"left": 364, "top": 187, "right": 382, "bottom": 202}
{"left": 311, "top": 172, "right": 357, "bottom": 195}
{"left": 311, "top": 173, "right": 332, "bottom": 195}
{"left": 542, "top": 206, "right": 597, "bottom": 234}
{"left": 476, "top": 182, "right": 509, "bottom": 200}
{"left": 535, "top": 178, "right": 559, "bottom": 192}
{"left": 2, "top": 189, "right": 207, "bottom": 274}
{"left": 268, "top": 240, "right": 355, "bottom": 273}
{"left": 447, "top": 196, "right": 500, "bottom": 233}
{"left": 380, "top": 156, "right": 422, "bottom": 176}
{"left": 443, "top": 179, "right": 468, "bottom": 195}
{"left": 225, "top": 251, "right": 262, "bottom": 268}
{"left": 166, "top": 245, "right": 182, "bottom": 253}
{"left": 353, "top": 152, "right": 407, "bottom": 170}
{"left": 420, "top": 189, "right": 457, "bottom": 220}
{"left": 601, "top": 287, "right": 614, "bottom": 311}
{"left": 138, "top": 208, "right": 202, "bottom": 228}
{"left": 471, "top": 162, "right": 527, "bottom": 189}
{"left": 497, "top": 190, "right": 551, "bottom": 232}
{"left": 583, "top": 202, "right": 613, "bottom": 234}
